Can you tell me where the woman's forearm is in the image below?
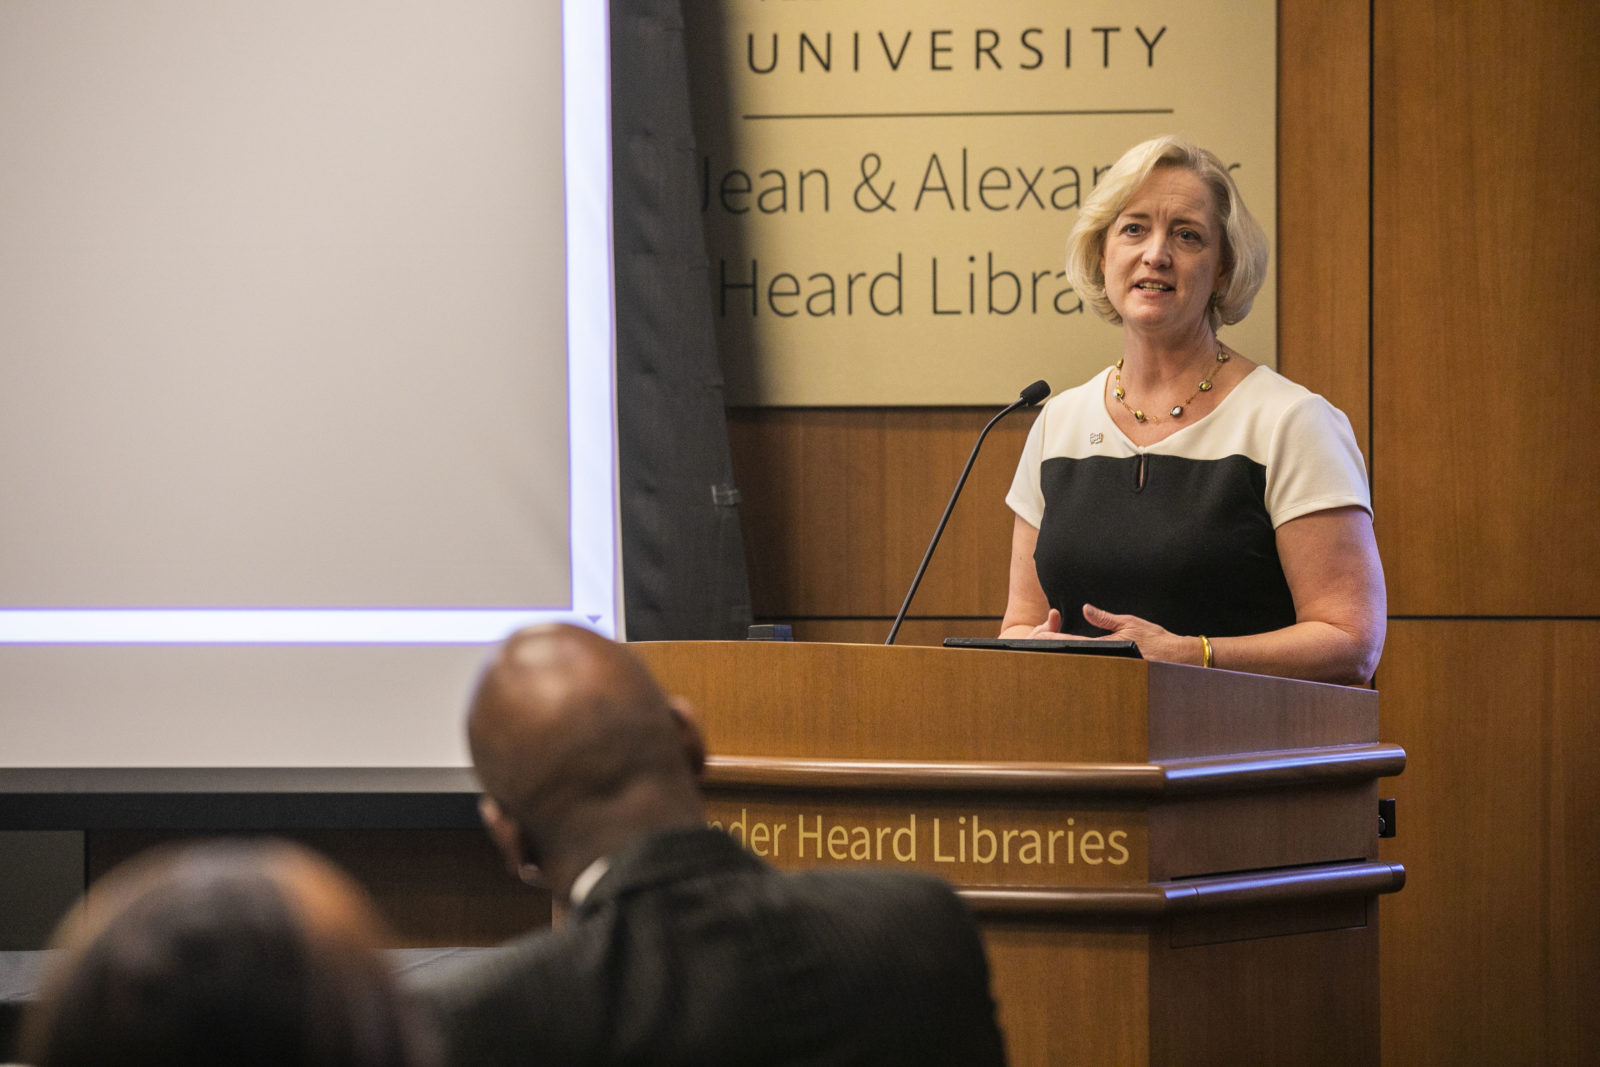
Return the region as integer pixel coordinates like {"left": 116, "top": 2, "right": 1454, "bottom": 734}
{"left": 1201, "top": 618, "right": 1384, "bottom": 686}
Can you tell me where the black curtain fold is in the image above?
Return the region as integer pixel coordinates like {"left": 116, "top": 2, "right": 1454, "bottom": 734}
{"left": 610, "top": 0, "right": 752, "bottom": 640}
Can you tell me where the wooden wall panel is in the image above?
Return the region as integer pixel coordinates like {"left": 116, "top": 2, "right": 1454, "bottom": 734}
{"left": 1373, "top": 0, "right": 1600, "bottom": 615}
{"left": 1367, "top": 2, "right": 1600, "bottom": 1061}
{"left": 88, "top": 829, "right": 547, "bottom": 948}
{"left": 1375, "top": 621, "right": 1600, "bottom": 1066}
{"left": 1277, "top": 0, "right": 1372, "bottom": 451}
{"left": 727, "top": 407, "right": 1032, "bottom": 637}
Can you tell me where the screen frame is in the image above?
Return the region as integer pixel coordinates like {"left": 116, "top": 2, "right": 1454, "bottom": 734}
{"left": 0, "top": 0, "right": 619, "bottom": 648}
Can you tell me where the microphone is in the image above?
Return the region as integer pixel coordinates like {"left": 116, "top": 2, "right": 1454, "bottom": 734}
{"left": 885, "top": 380, "right": 1050, "bottom": 645}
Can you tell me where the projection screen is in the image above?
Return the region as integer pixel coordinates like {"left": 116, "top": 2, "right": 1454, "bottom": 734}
{"left": 0, "top": 0, "right": 618, "bottom": 784}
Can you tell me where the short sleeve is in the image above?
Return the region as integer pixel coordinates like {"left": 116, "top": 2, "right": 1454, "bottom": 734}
{"left": 1005, "top": 406, "right": 1048, "bottom": 528}
{"left": 1265, "top": 395, "right": 1372, "bottom": 526}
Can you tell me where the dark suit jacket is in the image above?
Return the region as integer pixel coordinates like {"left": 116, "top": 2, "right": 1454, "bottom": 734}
{"left": 414, "top": 826, "right": 1007, "bottom": 1066}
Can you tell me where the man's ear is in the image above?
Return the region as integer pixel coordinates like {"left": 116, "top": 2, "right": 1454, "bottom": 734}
{"left": 480, "top": 795, "right": 541, "bottom": 885}
{"left": 666, "top": 694, "right": 707, "bottom": 777}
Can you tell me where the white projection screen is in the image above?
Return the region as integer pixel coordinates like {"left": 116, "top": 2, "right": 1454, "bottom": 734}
{"left": 0, "top": 0, "right": 618, "bottom": 785}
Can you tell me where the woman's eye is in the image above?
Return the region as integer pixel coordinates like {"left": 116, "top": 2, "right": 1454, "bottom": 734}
{"left": 1120, "top": 222, "right": 1144, "bottom": 236}
{"left": 1176, "top": 228, "right": 1203, "bottom": 244}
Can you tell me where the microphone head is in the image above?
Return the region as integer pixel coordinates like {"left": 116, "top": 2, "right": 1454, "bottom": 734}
{"left": 1019, "top": 379, "right": 1051, "bottom": 406}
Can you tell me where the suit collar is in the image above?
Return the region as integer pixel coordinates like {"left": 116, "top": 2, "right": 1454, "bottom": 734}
{"left": 575, "top": 825, "right": 762, "bottom": 916}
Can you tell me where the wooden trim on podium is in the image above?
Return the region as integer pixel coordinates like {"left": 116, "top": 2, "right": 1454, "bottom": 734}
{"left": 960, "top": 861, "right": 1406, "bottom": 919}
{"left": 703, "top": 745, "right": 1406, "bottom": 797}
{"left": 632, "top": 640, "right": 1380, "bottom": 763}
{"left": 1158, "top": 745, "right": 1406, "bottom": 792}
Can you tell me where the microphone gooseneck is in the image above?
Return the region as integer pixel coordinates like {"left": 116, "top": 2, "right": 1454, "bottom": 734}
{"left": 885, "top": 380, "right": 1050, "bottom": 645}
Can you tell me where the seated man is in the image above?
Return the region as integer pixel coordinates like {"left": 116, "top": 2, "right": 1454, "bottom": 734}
{"left": 415, "top": 623, "right": 1008, "bottom": 1066}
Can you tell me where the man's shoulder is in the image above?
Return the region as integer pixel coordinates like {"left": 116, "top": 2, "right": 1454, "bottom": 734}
{"left": 617, "top": 828, "right": 975, "bottom": 933}
{"left": 412, "top": 859, "right": 1003, "bottom": 1067}
{"left": 785, "top": 865, "right": 965, "bottom": 909}
{"left": 406, "top": 924, "right": 578, "bottom": 1008}
{"left": 776, "top": 866, "right": 984, "bottom": 951}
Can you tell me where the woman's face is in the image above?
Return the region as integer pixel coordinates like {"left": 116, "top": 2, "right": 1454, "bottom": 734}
{"left": 1100, "top": 166, "right": 1227, "bottom": 339}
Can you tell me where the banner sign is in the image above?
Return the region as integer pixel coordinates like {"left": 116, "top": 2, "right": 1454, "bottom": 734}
{"left": 685, "top": 0, "right": 1277, "bottom": 405}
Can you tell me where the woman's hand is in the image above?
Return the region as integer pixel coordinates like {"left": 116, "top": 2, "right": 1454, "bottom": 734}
{"left": 1080, "top": 603, "right": 1201, "bottom": 665}
{"left": 1026, "top": 608, "right": 1067, "bottom": 639}
{"left": 1014, "top": 601, "right": 1202, "bottom": 663}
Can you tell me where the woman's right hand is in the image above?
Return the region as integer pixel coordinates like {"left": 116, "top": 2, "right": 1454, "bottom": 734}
{"left": 1026, "top": 609, "right": 1069, "bottom": 639}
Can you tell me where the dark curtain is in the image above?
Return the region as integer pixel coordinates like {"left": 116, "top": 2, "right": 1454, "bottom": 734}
{"left": 610, "top": 1, "right": 751, "bottom": 640}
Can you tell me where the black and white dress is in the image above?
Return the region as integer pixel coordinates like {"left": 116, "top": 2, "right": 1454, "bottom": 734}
{"left": 1006, "top": 364, "right": 1371, "bottom": 638}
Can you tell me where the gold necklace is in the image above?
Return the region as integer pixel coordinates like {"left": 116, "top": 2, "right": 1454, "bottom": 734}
{"left": 1113, "top": 348, "right": 1230, "bottom": 423}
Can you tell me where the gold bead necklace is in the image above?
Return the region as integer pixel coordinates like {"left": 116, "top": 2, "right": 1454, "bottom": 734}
{"left": 1113, "top": 348, "right": 1230, "bottom": 423}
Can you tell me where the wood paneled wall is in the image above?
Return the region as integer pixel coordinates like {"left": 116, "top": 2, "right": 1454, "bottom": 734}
{"left": 1373, "top": 0, "right": 1600, "bottom": 616}
{"left": 727, "top": 408, "right": 1029, "bottom": 642}
{"left": 726, "top": 0, "right": 1600, "bottom": 1062}
{"left": 1369, "top": 1, "right": 1600, "bottom": 1063}
{"left": 86, "top": 829, "right": 550, "bottom": 948}
{"left": 1276, "top": 0, "right": 1371, "bottom": 438}
{"left": 1376, "top": 621, "right": 1599, "bottom": 1065}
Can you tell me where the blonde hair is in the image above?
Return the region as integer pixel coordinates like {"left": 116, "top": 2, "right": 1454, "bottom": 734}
{"left": 1064, "top": 135, "right": 1269, "bottom": 331}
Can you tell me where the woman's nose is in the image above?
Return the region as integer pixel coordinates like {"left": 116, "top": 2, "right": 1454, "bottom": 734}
{"left": 1142, "top": 236, "right": 1171, "bottom": 266}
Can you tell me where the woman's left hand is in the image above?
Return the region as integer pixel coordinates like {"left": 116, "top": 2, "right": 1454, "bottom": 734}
{"left": 1080, "top": 603, "right": 1200, "bottom": 665}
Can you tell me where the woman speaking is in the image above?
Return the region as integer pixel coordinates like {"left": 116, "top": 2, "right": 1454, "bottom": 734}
{"left": 1000, "top": 136, "right": 1385, "bottom": 685}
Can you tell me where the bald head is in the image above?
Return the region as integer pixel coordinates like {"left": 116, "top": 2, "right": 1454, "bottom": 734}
{"left": 467, "top": 625, "right": 706, "bottom": 891}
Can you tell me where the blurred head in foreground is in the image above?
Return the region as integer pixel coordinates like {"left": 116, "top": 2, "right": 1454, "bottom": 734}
{"left": 20, "top": 839, "right": 430, "bottom": 1067}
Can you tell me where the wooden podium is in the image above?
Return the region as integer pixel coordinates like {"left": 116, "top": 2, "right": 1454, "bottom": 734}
{"left": 631, "top": 641, "right": 1405, "bottom": 1067}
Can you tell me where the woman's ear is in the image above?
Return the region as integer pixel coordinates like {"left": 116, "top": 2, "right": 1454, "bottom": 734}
{"left": 1213, "top": 250, "right": 1234, "bottom": 301}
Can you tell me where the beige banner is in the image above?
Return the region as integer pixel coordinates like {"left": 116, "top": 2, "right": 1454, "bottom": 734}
{"left": 686, "top": 0, "right": 1277, "bottom": 405}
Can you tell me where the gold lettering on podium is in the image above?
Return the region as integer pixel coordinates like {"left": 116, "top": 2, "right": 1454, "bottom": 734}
{"left": 707, "top": 802, "right": 1141, "bottom": 886}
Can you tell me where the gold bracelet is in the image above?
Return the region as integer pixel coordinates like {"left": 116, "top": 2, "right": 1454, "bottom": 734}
{"left": 1199, "top": 635, "right": 1214, "bottom": 668}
